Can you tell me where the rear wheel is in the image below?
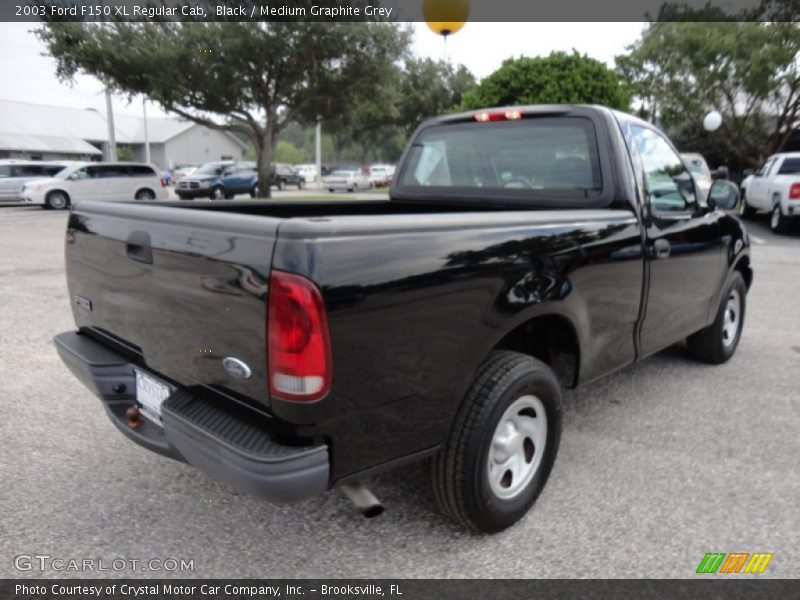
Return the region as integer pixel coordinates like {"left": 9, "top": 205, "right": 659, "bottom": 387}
{"left": 297, "top": 180, "right": 304, "bottom": 190}
{"left": 770, "top": 203, "right": 788, "bottom": 234}
{"left": 45, "top": 190, "right": 69, "bottom": 210}
{"left": 431, "top": 351, "right": 562, "bottom": 532}
{"left": 687, "top": 272, "right": 746, "bottom": 364}
{"left": 135, "top": 188, "right": 156, "bottom": 201}
{"left": 277, "top": 180, "right": 284, "bottom": 191}
{"left": 738, "top": 191, "right": 755, "bottom": 219}
{"left": 328, "top": 188, "right": 335, "bottom": 193}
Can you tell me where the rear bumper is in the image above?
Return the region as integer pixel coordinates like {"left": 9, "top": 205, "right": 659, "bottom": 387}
{"left": 54, "top": 331, "right": 330, "bottom": 503}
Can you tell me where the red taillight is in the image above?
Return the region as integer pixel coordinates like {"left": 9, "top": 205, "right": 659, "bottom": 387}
{"left": 160, "top": 176, "right": 168, "bottom": 188}
{"left": 267, "top": 270, "right": 332, "bottom": 402}
{"left": 790, "top": 183, "right": 800, "bottom": 199}
{"left": 474, "top": 109, "right": 523, "bottom": 122}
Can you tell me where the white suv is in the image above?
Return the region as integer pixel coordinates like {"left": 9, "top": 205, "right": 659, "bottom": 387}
{"left": 21, "top": 162, "right": 167, "bottom": 210}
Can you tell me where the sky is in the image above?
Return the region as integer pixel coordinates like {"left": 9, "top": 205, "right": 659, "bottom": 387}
{"left": 0, "top": 22, "right": 644, "bottom": 120}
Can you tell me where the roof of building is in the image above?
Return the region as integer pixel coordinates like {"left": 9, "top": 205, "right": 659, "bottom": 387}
{"left": 0, "top": 98, "right": 244, "bottom": 153}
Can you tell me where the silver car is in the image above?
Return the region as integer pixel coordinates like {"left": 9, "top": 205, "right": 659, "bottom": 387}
{"left": 0, "top": 160, "right": 72, "bottom": 204}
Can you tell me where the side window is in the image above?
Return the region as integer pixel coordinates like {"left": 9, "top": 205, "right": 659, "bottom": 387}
{"left": 45, "top": 165, "right": 66, "bottom": 176}
{"left": 632, "top": 125, "right": 697, "bottom": 214}
{"left": 129, "top": 165, "right": 156, "bottom": 177}
{"left": 98, "top": 165, "right": 130, "bottom": 178}
{"left": 11, "top": 165, "right": 44, "bottom": 177}
{"left": 69, "top": 167, "right": 96, "bottom": 180}
{"left": 0, "top": 165, "right": 10, "bottom": 178}
{"left": 778, "top": 157, "right": 800, "bottom": 174}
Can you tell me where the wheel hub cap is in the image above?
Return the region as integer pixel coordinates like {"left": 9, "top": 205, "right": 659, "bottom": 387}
{"left": 722, "top": 289, "right": 741, "bottom": 347}
{"left": 487, "top": 395, "right": 548, "bottom": 500}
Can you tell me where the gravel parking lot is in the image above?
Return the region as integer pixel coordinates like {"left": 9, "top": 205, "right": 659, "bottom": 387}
{"left": 1, "top": 204, "right": 798, "bottom": 579}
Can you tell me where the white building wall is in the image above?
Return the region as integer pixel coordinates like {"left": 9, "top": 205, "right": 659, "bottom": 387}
{"left": 163, "top": 126, "right": 245, "bottom": 168}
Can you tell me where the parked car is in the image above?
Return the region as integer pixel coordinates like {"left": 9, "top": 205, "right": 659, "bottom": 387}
{"left": 0, "top": 160, "right": 72, "bottom": 204}
{"left": 323, "top": 168, "right": 370, "bottom": 192}
{"left": 176, "top": 161, "right": 257, "bottom": 200}
{"left": 368, "top": 163, "right": 395, "bottom": 187}
{"left": 272, "top": 163, "right": 304, "bottom": 190}
{"left": 739, "top": 152, "right": 800, "bottom": 232}
{"left": 680, "top": 153, "right": 713, "bottom": 204}
{"left": 54, "top": 105, "right": 749, "bottom": 532}
{"left": 21, "top": 162, "right": 166, "bottom": 209}
{"left": 171, "top": 165, "right": 198, "bottom": 184}
{"left": 294, "top": 163, "right": 318, "bottom": 184}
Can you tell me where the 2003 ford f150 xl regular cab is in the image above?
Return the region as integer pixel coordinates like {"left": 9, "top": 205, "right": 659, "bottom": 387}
{"left": 55, "top": 106, "right": 751, "bottom": 532}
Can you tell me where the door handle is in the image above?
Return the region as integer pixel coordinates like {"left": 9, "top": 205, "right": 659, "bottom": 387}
{"left": 126, "top": 231, "right": 153, "bottom": 264}
{"left": 653, "top": 239, "right": 671, "bottom": 259}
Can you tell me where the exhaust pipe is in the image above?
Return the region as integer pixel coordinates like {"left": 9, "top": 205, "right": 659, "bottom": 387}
{"left": 339, "top": 483, "right": 384, "bottom": 518}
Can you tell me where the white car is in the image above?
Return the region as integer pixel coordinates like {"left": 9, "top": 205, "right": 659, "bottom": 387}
{"left": 294, "top": 163, "right": 318, "bottom": 184}
{"left": 0, "top": 160, "right": 74, "bottom": 204}
{"left": 739, "top": 152, "right": 800, "bottom": 233}
{"left": 21, "top": 162, "right": 167, "bottom": 210}
{"left": 323, "top": 169, "right": 370, "bottom": 192}
{"left": 368, "top": 163, "right": 395, "bottom": 187}
{"left": 680, "top": 153, "right": 713, "bottom": 204}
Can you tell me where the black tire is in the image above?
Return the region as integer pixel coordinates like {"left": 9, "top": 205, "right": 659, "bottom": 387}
{"left": 298, "top": 180, "right": 304, "bottom": 190}
{"left": 135, "top": 188, "right": 156, "bottom": 201}
{"left": 431, "top": 351, "right": 562, "bottom": 533}
{"left": 686, "top": 272, "right": 746, "bottom": 364}
{"left": 770, "top": 203, "right": 789, "bottom": 234}
{"left": 45, "top": 190, "right": 69, "bottom": 210}
{"left": 328, "top": 188, "right": 335, "bottom": 193}
{"left": 738, "top": 191, "right": 755, "bottom": 219}
{"left": 250, "top": 185, "right": 259, "bottom": 198}
{"left": 277, "top": 180, "right": 284, "bottom": 191}
{"left": 210, "top": 186, "right": 225, "bottom": 200}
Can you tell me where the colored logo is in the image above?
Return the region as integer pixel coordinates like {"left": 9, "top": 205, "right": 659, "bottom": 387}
{"left": 696, "top": 552, "right": 773, "bottom": 574}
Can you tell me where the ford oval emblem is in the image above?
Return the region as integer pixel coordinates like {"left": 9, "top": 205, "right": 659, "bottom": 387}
{"left": 222, "top": 357, "right": 252, "bottom": 380}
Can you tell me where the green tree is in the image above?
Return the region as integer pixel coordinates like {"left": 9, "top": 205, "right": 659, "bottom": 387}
{"left": 397, "top": 58, "right": 476, "bottom": 136}
{"left": 460, "top": 51, "right": 630, "bottom": 111}
{"left": 38, "top": 20, "right": 409, "bottom": 196}
{"left": 617, "top": 20, "right": 800, "bottom": 168}
{"left": 325, "top": 58, "right": 475, "bottom": 164}
{"left": 273, "top": 140, "right": 306, "bottom": 164}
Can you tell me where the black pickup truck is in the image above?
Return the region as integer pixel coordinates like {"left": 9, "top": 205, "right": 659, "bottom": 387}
{"left": 55, "top": 105, "right": 751, "bottom": 532}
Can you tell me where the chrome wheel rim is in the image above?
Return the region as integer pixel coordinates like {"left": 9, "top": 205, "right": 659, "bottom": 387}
{"left": 722, "top": 288, "right": 741, "bottom": 348}
{"left": 738, "top": 197, "right": 746, "bottom": 216}
{"left": 50, "top": 193, "right": 66, "bottom": 209}
{"left": 213, "top": 188, "right": 224, "bottom": 199}
{"left": 487, "top": 395, "right": 548, "bottom": 500}
{"left": 771, "top": 206, "right": 780, "bottom": 229}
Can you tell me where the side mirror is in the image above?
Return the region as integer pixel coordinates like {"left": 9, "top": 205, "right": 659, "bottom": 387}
{"left": 707, "top": 179, "right": 739, "bottom": 211}
{"left": 712, "top": 166, "right": 729, "bottom": 180}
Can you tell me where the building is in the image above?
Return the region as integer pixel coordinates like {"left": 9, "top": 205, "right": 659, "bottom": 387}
{"left": 0, "top": 99, "right": 248, "bottom": 168}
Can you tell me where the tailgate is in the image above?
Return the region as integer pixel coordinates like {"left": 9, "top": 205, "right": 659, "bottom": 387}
{"left": 65, "top": 201, "right": 279, "bottom": 405}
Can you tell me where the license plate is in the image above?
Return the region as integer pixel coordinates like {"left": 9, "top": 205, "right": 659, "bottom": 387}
{"left": 134, "top": 369, "right": 174, "bottom": 426}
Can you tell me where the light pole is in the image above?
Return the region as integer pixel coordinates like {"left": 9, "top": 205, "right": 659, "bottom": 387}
{"left": 315, "top": 116, "right": 322, "bottom": 189}
{"left": 104, "top": 88, "right": 117, "bottom": 162}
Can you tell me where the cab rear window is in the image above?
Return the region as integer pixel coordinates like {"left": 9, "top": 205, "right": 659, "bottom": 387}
{"left": 396, "top": 117, "right": 602, "bottom": 200}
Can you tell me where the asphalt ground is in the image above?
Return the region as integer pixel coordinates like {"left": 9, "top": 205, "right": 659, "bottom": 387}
{"left": 1, "top": 203, "right": 798, "bottom": 579}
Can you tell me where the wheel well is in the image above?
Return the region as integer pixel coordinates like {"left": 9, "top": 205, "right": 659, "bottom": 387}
{"left": 493, "top": 315, "right": 580, "bottom": 388}
{"left": 135, "top": 187, "right": 156, "bottom": 197}
{"left": 734, "top": 255, "right": 753, "bottom": 290}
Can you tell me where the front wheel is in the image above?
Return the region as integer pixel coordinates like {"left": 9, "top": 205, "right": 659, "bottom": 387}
{"left": 45, "top": 190, "right": 69, "bottom": 210}
{"left": 211, "top": 186, "right": 225, "bottom": 200}
{"left": 250, "top": 185, "right": 259, "bottom": 198}
{"left": 431, "top": 351, "right": 562, "bottom": 533}
{"left": 687, "top": 272, "right": 746, "bottom": 364}
{"left": 297, "top": 180, "right": 304, "bottom": 190}
{"left": 770, "top": 204, "right": 789, "bottom": 234}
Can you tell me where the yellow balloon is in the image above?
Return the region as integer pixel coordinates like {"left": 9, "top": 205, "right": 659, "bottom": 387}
{"left": 423, "top": 0, "right": 469, "bottom": 37}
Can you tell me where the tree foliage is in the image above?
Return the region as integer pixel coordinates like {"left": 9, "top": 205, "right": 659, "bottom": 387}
{"left": 38, "top": 20, "right": 410, "bottom": 195}
{"left": 617, "top": 20, "right": 800, "bottom": 168}
{"left": 460, "top": 51, "right": 630, "bottom": 111}
{"left": 324, "top": 57, "right": 476, "bottom": 163}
